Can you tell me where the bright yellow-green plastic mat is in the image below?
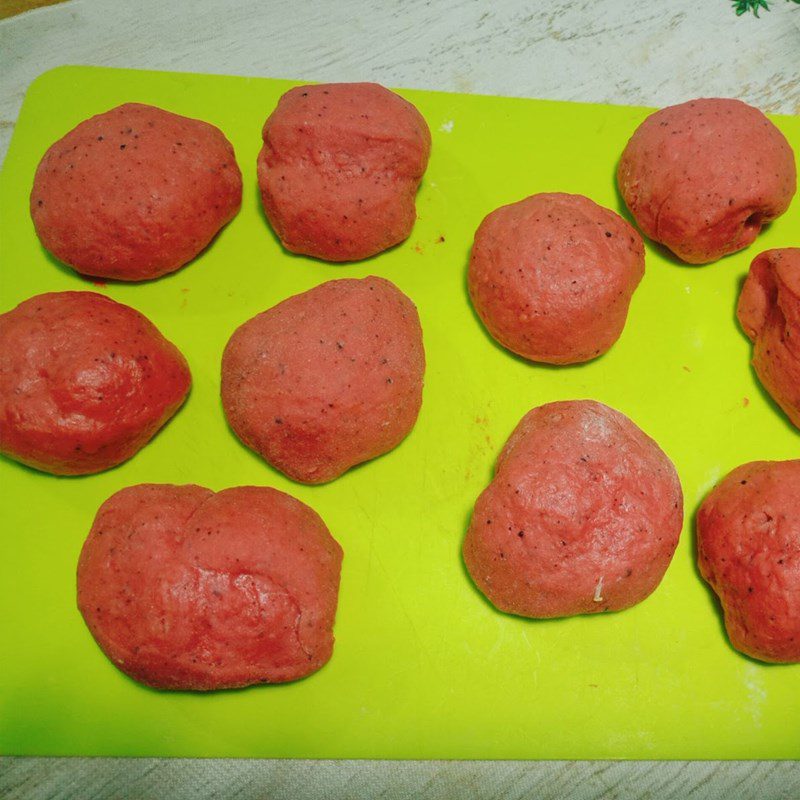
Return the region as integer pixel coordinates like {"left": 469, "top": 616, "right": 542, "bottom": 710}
{"left": 1, "top": 66, "right": 798, "bottom": 759}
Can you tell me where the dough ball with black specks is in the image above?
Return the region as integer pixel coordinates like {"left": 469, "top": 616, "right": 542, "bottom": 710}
{"left": 31, "top": 103, "right": 242, "bottom": 280}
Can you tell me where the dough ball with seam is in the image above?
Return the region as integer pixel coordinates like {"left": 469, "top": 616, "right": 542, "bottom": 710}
{"left": 737, "top": 248, "right": 800, "bottom": 430}
{"left": 258, "top": 83, "right": 431, "bottom": 262}
{"left": 77, "top": 484, "right": 343, "bottom": 689}
{"left": 617, "top": 98, "right": 796, "bottom": 264}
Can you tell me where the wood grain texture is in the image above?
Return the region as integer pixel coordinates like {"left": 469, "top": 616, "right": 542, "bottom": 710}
{"left": 1, "top": 1, "right": 799, "bottom": 797}
{"left": 0, "top": 0, "right": 799, "bottom": 166}
{"left": 2, "top": 758, "right": 800, "bottom": 799}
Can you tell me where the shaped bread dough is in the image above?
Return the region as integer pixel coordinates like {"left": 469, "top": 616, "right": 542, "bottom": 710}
{"left": 737, "top": 248, "right": 800, "bottom": 430}
{"left": 0, "top": 291, "right": 190, "bottom": 474}
{"left": 697, "top": 460, "right": 800, "bottom": 663}
{"left": 463, "top": 400, "right": 683, "bottom": 618}
{"left": 618, "top": 98, "right": 796, "bottom": 264}
{"left": 31, "top": 103, "right": 242, "bottom": 280}
{"left": 77, "top": 484, "right": 343, "bottom": 689}
{"left": 468, "top": 193, "right": 644, "bottom": 364}
{"left": 258, "top": 83, "right": 431, "bottom": 261}
{"left": 221, "top": 276, "right": 425, "bottom": 483}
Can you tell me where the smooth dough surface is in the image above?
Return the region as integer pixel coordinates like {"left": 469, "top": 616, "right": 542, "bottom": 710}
{"left": 468, "top": 193, "right": 644, "bottom": 364}
{"left": 257, "top": 82, "right": 431, "bottom": 261}
{"left": 221, "top": 276, "right": 425, "bottom": 484}
{"left": 463, "top": 400, "right": 683, "bottom": 618}
{"left": 737, "top": 248, "right": 800, "bottom": 430}
{"left": 617, "top": 98, "right": 796, "bottom": 265}
{"left": 77, "top": 484, "right": 343, "bottom": 689}
{"left": 697, "top": 460, "right": 800, "bottom": 664}
{"left": 0, "top": 291, "right": 190, "bottom": 475}
{"left": 31, "top": 103, "right": 242, "bottom": 280}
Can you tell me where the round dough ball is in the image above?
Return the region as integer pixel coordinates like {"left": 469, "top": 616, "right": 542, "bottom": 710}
{"left": 0, "top": 292, "right": 190, "bottom": 475}
{"left": 697, "top": 460, "right": 800, "bottom": 664}
{"left": 463, "top": 400, "right": 683, "bottom": 618}
{"left": 257, "top": 82, "right": 431, "bottom": 262}
{"left": 221, "top": 276, "right": 425, "bottom": 484}
{"left": 77, "top": 484, "right": 343, "bottom": 689}
{"left": 31, "top": 103, "right": 242, "bottom": 281}
{"left": 737, "top": 248, "right": 800, "bottom": 430}
{"left": 617, "top": 98, "right": 796, "bottom": 265}
{"left": 468, "top": 193, "right": 644, "bottom": 365}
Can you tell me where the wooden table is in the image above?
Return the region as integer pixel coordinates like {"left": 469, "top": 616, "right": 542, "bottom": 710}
{"left": 1, "top": 1, "right": 799, "bottom": 797}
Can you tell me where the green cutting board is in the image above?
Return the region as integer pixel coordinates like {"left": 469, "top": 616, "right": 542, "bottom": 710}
{"left": 1, "top": 66, "right": 798, "bottom": 759}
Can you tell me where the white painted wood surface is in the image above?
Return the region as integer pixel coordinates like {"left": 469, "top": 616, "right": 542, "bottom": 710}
{"left": 2, "top": 758, "right": 800, "bottom": 800}
{"left": 1, "top": 1, "right": 799, "bottom": 797}
{"left": 1, "top": 0, "right": 799, "bottom": 165}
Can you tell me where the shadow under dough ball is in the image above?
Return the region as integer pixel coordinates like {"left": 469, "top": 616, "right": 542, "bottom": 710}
{"left": 221, "top": 276, "right": 425, "bottom": 484}
{"left": 31, "top": 103, "right": 242, "bottom": 281}
{"left": 0, "top": 291, "right": 190, "bottom": 475}
{"left": 463, "top": 400, "right": 683, "bottom": 618}
{"left": 468, "top": 193, "right": 645, "bottom": 364}
{"left": 257, "top": 82, "right": 431, "bottom": 262}
{"left": 617, "top": 98, "right": 796, "bottom": 265}
{"left": 697, "top": 460, "right": 800, "bottom": 664}
{"left": 737, "top": 248, "right": 800, "bottom": 430}
{"left": 77, "top": 484, "right": 343, "bottom": 689}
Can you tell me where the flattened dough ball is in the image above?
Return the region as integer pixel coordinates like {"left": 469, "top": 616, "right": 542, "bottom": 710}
{"left": 463, "top": 400, "right": 683, "bottom": 618}
{"left": 468, "top": 193, "right": 644, "bottom": 364}
{"left": 257, "top": 82, "right": 431, "bottom": 261}
{"left": 221, "top": 277, "right": 425, "bottom": 484}
{"left": 697, "top": 460, "right": 800, "bottom": 663}
{"left": 0, "top": 292, "right": 190, "bottom": 475}
{"left": 618, "top": 98, "right": 796, "bottom": 264}
{"left": 77, "top": 484, "right": 343, "bottom": 689}
{"left": 737, "top": 248, "right": 800, "bottom": 430}
{"left": 31, "top": 103, "right": 242, "bottom": 280}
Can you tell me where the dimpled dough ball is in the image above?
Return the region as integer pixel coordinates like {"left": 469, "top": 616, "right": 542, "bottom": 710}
{"left": 463, "top": 400, "right": 683, "bottom": 619}
{"left": 737, "top": 248, "right": 800, "bottom": 430}
{"left": 257, "top": 82, "right": 431, "bottom": 261}
{"left": 468, "top": 193, "right": 645, "bottom": 365}
{"left": 31, "top": 103, "right": 242, "bottom": 280}
{"left": 617, "top": 98, "right": 796, "bottom": 264}
{"left": 697, "top": 461, "right": 800, "bottom": 664}
{"left": 0, "top": 291, "right": 190, "bottom": 475}
{"left": 221, "top": 276, "right": 425, "bottom": 484}
{"left": 77, "top": 484, "right": 344, "bottom": 689}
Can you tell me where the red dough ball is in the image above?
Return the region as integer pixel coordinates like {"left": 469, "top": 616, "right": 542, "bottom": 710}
{"left": 0, "top": 292, "right": 190, "bottom": 475}
{"left": 618, "top": 98, "right": 796, "bottom": 265}
{"left": 697, "top": 461, "right": 800, "bottom": 664}
{"left": 222, "top": 277, "right": 425, "bottom": 484}
{"left": 463, "top": 400, "right": 683, "bottom": 618}
{"left": 737, "top": 248, "right": 800, "bottom": 430}
{"left": 31, "top": 103, "right": 242, "bottom": 281}
{"left": 468, "top": 193, "right": 644, "bottom": 365}
{"left": 257, "top": 83, "right": 431, "bottom": 262}
{"left": 77, "top": 484, "right": 343, "bottom": 689}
